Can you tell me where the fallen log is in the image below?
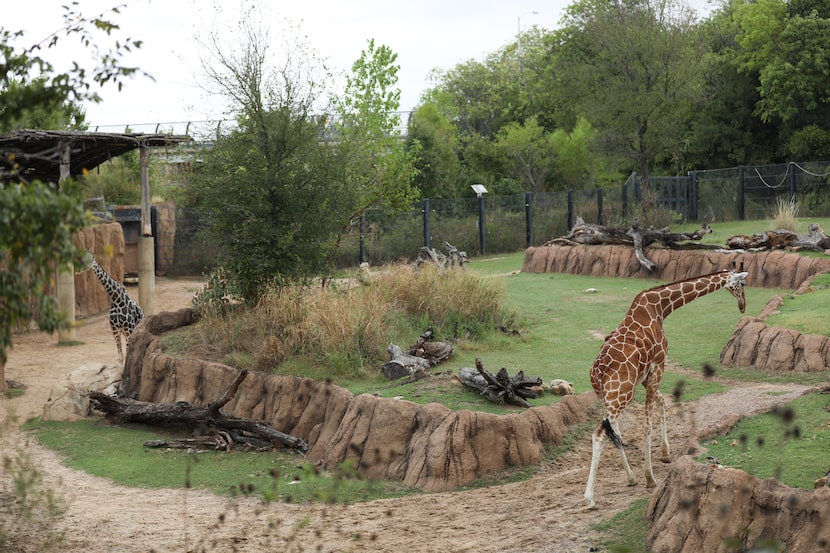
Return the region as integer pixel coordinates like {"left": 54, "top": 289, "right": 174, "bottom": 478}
{"left": 456, "top": 358, "right": 542, "bottom": 408}
{"left": 88, "top": 369, "right": 308, "bottom": 453}
{"left": 547, "top": 218, "right": 716, "bottom": 271}
{"left": 726, "top": 223, "right": 830, "bottom": 252}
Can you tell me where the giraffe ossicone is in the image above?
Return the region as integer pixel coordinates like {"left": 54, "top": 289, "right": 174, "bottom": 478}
{"left": 86, "top": 253, "right": 144, "bottom": 364}
{"left": 583, "top": 269, "right": 748, "bottom": 510}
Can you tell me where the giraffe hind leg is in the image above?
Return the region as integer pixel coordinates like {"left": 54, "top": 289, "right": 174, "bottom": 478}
{"left": 112, "top": 327, "right": 123, "bottom": 364}
{"left": 608, "top": 419, "right": 636, "bottom": 486}
{"left": 656, "top": 391, "right": 671, "bottom": 462}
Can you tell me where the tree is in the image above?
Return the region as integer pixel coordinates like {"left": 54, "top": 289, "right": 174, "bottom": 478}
{"left": 494, "top": 117, "right": 555, "bottom": 194}
{"left": 188, "top": 13, "right": 340, "bottom": 300}
{"left": 407, "top": 102, "right": 463, "bottom": 199}
{"left": 333, "top": 39, "right": 419, "bottom": 226}
{"left": 1, "top": 3, "right": 147, "bottom": 391}
{"left": 553, "top": 0, "right": 707, "bottom": 178}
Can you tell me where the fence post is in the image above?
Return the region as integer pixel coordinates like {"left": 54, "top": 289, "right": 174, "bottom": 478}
{"left": 596, "top": 187, "right": 604, "bottom": 225}
{"left": 567, "top": 190, "right": 574, "bottom": 230}
{"left": 423, "top": 198, "right": 431, "bottom": 249}
{"left": 359, "top": 211, "right": 367, "bottom": 264}
{"left": 689, "top": 171, "right": 698, "bottom": 221}
{"left": 789, "top": 162, "right": 797, "bottom": 202}
{"left": 738, "top": 165, "right": 745, "bottom": 220}
{"left": 525, "top": 192, "right": 533, "bottom": 247}
{"left": 622, "top": 183, "right": 628, "bottom": 218}
{"left": 632, "top": 172, "right": 641, "bottom": 202}
{"left": 478, "top": 194, "right": 487, "bottom": 255}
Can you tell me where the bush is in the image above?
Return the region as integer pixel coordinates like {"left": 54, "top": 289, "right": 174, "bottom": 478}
{"left": 181, "top": 264, "right": 513, "bottom": 378}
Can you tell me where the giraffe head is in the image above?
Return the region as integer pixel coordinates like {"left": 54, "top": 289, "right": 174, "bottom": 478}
{"left": 725, "top": 270, "right": 748, "bottom": 313}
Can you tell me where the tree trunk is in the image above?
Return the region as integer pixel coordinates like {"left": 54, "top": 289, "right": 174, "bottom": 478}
{"left": 88, "top": 369, "right": 308, "bottom": 453}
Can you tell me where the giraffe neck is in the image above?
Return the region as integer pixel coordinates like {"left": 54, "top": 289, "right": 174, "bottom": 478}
{"left": 635, "top": 271, "right": 730, "bottom": 320}
{"left": 91, "top": 260, "right": 127, "bottom": 305}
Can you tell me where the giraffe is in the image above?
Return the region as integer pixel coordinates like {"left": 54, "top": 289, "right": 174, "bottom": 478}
{"left": 86, "top": 254, "right": 144, "bottom": 364}
{"left": 583, "top": 269, "right": 748, "bottom": 509}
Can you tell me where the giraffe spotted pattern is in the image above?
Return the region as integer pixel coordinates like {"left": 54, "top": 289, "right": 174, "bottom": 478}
{"left": 89, "top": 256, "right": 144, "bottom": 364}
{"left": 583, "top": 269, "right": 748, "bottom": 509}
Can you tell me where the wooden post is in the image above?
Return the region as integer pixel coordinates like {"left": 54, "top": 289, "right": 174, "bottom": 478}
{"left": 56, "top": 139, "right": 76, "bottom": 344}
{"left": 137, "top": 144, "right": 156, "bottom": 315}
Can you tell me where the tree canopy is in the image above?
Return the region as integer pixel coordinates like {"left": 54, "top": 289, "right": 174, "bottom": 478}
{"left": 1, "top": 3, "right": 146, "bottom": 390}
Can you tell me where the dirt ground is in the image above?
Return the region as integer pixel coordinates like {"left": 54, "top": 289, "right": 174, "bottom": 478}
{"left": 0, "top": 277, "right": 817, "bottom": 553}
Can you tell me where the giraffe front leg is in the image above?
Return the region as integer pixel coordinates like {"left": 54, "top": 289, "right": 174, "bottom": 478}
{"left": 584, "top": 427, "right": 606, "bottom": 510}
{"left": 644, "top": 397, "right": 657, "bottom": 489}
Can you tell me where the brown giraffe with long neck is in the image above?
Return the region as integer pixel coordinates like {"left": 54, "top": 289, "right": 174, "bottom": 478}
{"left": 584, "top": 269, "right": 748, "bottom": 509}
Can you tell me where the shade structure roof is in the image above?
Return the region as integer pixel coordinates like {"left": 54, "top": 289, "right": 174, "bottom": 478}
{"left": 0, "top": 129, "right": 191, "bottom": 184}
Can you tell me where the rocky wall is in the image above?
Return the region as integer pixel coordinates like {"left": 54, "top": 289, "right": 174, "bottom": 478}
{"left": 120, "top": 309, "right": 597, "bottom": 492}
{"left": 522, "top": 245, "right": 830, "bottom": 289}
{"left": 646, "top": 456, "right": 830, "bottom": 553}
{"left": 720, "top": 271, "right": 830, "bottom": 371}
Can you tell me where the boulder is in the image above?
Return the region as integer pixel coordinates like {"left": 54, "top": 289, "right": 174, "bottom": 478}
{"left": 42, "top": 363, "right": 122, "bottom": 421}
{"left": 522, "top": 244, "right": 830, "bottom": 289}
{"left": 647, "top": 456, "right": 830, "bottom": 553}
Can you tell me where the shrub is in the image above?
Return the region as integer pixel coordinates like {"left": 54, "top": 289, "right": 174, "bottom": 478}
{"left": 186, "top": 264, "right": 512, "bottom": 378}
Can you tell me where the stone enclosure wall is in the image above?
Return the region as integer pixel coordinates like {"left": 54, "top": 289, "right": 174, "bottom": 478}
{"left": 120, "top": 309, "right": 597, "bottom": 492}
{"left": 522, "top": 244, "right": 830, "bottom": 289}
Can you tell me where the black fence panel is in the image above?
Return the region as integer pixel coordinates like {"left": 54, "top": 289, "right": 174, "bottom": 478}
{"left": 164, "top": 160, "right": 830, "bottom": 275}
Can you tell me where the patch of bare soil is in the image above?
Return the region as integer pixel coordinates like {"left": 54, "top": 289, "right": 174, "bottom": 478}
{"left": 0, "top": 278, "right": 815, "bottom": 553}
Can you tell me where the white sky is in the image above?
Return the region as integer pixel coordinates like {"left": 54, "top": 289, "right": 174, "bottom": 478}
{"left": 5, "top": 0, "right": 715, "bottom": 132}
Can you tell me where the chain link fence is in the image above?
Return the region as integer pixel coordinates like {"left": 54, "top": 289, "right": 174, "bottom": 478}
{"left": 162, "top": 160, "right": 830, "bottom": 275}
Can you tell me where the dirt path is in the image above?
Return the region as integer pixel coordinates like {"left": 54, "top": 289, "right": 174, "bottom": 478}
{"left": 1, "top": 277, "right": 815, "bottom": 553}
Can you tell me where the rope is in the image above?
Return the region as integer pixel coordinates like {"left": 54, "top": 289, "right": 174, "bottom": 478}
{"left": 752, "top": 164, "right": 790, "bottom": 189}
{"left": 791, "top": 161, "right": 830, "bottom": 178}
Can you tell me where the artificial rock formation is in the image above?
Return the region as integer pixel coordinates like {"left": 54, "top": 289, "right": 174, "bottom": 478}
{"left": 119, "top": 309, "right": 596, "bottom": 491}
{"left": 42, "top": 362, "right": 122, "bottom": 421}
{"left": 522, "top": 244, "right": 830, "bottom": 289}
{"left": 720, "top": 270, "right": 830, "bottom": 371}
{"left": 647, "top": 456, "right": 830, "bottom": 553}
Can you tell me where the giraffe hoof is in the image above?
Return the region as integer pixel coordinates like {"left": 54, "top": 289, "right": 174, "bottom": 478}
{"left": 660, "top": 456, "right": 672, "bottom": 464}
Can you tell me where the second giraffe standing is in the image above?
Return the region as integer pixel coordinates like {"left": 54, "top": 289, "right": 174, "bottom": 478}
{"left": 88, "top": 255, "right": 145, "bottom": 364}
{"left": 584, "top": 269, "right": 748, "bottom": 510}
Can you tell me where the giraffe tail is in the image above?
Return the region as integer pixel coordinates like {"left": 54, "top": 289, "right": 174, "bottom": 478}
{"left": 602, "top": 418, "right": 626, "bottom": 449}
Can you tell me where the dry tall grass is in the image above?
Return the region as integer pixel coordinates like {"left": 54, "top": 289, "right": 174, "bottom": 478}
{"left": 191, "top": 264, "right": 510, "bottom": 377}
{"left": 771, "top": 197, "right": 800, "bottom": 231}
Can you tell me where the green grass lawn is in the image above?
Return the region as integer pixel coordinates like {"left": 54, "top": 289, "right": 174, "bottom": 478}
{"left": 22, "top": 222, "right": 830, "bottom": 523}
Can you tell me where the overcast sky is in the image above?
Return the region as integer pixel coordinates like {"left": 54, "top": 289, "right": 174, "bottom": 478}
{"left": 6, "top": 0, "right": 715, "bottom": 132}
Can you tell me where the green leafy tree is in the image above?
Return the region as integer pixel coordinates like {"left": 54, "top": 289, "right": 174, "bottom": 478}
{"left": 188, "top": 14, "right": 340, "bottom": 300}
{"left": 687, "top": 0, "right": 780, "bottom": 166}
{"left": 1, "top": 4, "right": 146, "bottom": 390}
{"left": 333, "top": 39, "right": 419, "bottom": 233}
{"left": 494, "top": 116, "right": 555, "bottom": 193}
{"left": 554, "top": 0, "right": 707, "bottom": 178}
{"left": 407, "top": 103, "right": 463, "bottom": 199}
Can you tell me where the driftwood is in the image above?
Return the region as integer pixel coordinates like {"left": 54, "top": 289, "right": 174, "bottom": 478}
{"left": 408, "top": 327, "right": 454, "bottom": 366}
{"left": 726, "top": 223, "right": 830, "bottom": 252}
{"left": 456, "top": 358, "right": 542, "bottom": 408}
{"left": 547, "top": 218, "right": 715, "bottom": 271}
{"left": 382, "top": 328, "right": 455, "bottom": 380}
{"left": 415, "top": 241, "right": 468, "bottom": 269}
{"left": 88, "top": 370, "right": 308, "bottom": 453}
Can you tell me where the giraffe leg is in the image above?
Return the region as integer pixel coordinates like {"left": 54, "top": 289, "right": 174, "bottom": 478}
{"left": 584, "top": 425, "right": 606, "bottom": 510}
{"left": 610, "top": 419, "right": 635, "bottom": 486}
{"left": 643, "top": 391, "right": 658, "bottom": 489}
{"left": 112, "top": 327, "right": 123, "bottom": 364}
{"left": 656, "top": 391, "right": 671, "bottom": 463}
